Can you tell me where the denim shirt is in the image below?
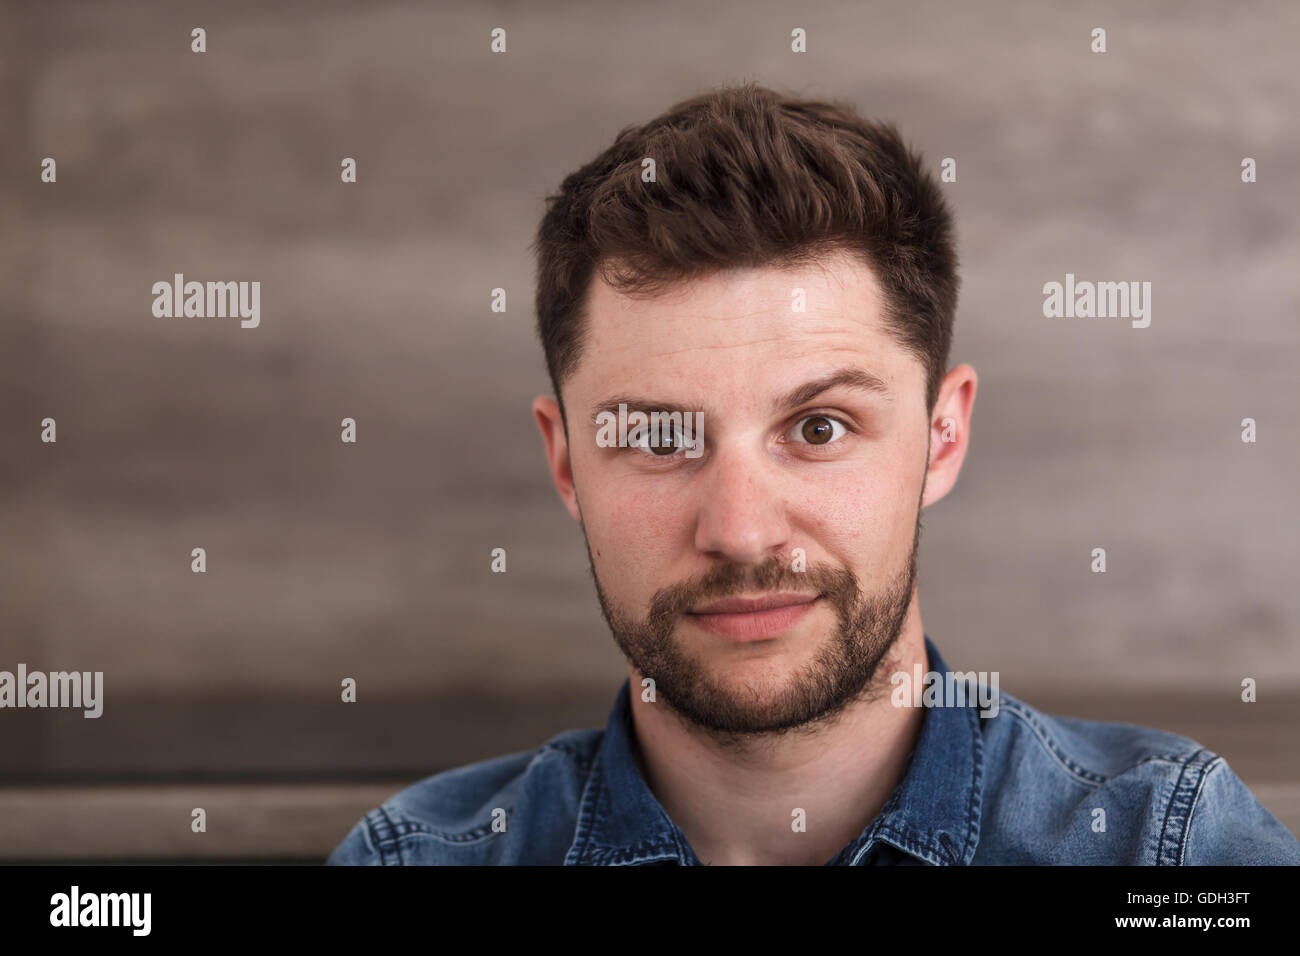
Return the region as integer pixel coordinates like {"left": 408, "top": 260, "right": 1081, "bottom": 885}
{"left": 328, "top": 637, "right": 1300, "bottom": 865}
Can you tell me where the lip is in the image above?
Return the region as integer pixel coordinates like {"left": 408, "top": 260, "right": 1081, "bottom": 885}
{"left": 691, "top": 593, "right": 821, "bottom": 614}
{"left": 686, "top": 592, "right": 822, "bottom": 641}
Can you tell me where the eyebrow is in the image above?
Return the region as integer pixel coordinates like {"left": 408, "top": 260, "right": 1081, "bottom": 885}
{"left": 589, "top": 398, "right": 700, "bottom": 428}
{"left": 776, "top": 366, "right": 895, "bottom": 410}
{"left": 587, "top": 366, "right": 892, "bottom": 428}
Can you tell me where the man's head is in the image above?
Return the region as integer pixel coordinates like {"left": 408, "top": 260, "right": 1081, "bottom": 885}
{"left": 530, "top": 83, "right": 976, "bottom": 740}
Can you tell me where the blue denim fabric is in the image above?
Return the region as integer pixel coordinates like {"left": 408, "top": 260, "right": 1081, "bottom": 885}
{"left": 328, "top": 637, "right": 1300, "bottom": 865}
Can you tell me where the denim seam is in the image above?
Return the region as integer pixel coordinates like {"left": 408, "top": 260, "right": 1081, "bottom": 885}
{"left": 999, "top": 700, "right": 1199, "bottom": 787}
{"left": 869, "top": 708, "right": 982, "bottom": 866}
{"left": 360, "top": 809, "right": 389, "bottom": 865}
{"left": 564, "top": 745, "right": 606, "bottom": 865}
{"left": 564, "top": 751, "right": 689, "bottom": 865}
{"left": 846, "top": 786, "right": 904, "bottom": 865}
{"left": 372, "top": 745, "right": 591, "bottom": 850}
{"left": 959, "top": 703, "right": 984, "bottom": 864}
{"left": 582, "top": 840, "right": 684, "bottom": 866}
{"left": 875, "top": 823, "right": 949, "bottom": 865}
{"left": 1157, "top": 749, "right": 1219, "bottom": 866}
{"left": 666, "top": 818, "right": 694, "bottom": 866}
{"left": 999, "top": 701, "right": 1107, "bottom": 785}
{"left": 389, "top": 813, "right": 517, "bottom": 846}
{"left": 843, "top": 707, "right": 984, "bottom": 869}
{"left": 368, "top": 806, "right": 405, "bottom": 866}
{"left": 537, "top": 739, "right": 596, "bottom": 773}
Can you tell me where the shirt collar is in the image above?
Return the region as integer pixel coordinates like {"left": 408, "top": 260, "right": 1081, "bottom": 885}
{"left": 563, "top": 677, "right": 698, "bottom": 865}
{"left": 565, "top": 635, "right": 983, "bottom": 865}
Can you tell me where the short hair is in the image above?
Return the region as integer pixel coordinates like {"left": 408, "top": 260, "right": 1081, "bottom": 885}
{"left": 531, "top": 82, "right": 959, "bottom": 421}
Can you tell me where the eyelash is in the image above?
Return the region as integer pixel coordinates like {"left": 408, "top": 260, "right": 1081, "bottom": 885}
{"left": 785, "top": 414, "right": 851, "bottom": 446}
{"left": 625, "top": 412, "right": 855, "bottom": 460}
{"left": 628, "top": 425, "right": 694, "bottom": 457}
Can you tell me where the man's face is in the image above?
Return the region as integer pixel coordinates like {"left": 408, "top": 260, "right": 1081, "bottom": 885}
{"left": 538, "top": 250, "right": 935, "bottom": 738}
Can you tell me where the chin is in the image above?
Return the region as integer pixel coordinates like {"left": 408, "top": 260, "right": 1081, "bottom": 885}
{"left": 696, "top": 655, "right": 806, "bottom": 700}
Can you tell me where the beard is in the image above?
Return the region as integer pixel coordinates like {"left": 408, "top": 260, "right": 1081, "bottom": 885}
{"left": 584, "top": 503, "right": 922, "bottom": 741}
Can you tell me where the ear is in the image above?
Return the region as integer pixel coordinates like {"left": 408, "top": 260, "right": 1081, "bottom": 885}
{"left": 533, "top": 395, "right": 582, "bottom": 522}
{"left": 922, "top": 364, "right": 977, "bottom": 509}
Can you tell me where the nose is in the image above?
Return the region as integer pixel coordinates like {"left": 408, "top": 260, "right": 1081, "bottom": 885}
{"left": 691, "top": 442, "right": 793, "bottom": 566}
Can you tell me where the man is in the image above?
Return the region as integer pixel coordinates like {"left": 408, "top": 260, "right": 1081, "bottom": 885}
{"left": 328, "top": 83, "right": 1300, "bottom": 865}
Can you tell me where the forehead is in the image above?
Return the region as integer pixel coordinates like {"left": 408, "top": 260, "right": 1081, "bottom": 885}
{"left": 573, "top": 249, "right": 916, "bottom": 402}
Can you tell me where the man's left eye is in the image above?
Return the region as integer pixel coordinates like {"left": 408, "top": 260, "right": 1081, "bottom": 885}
{"left": 787, "top": 415, "right": 848, "bottom": 445}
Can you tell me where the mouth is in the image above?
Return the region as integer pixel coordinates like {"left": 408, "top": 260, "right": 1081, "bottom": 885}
{"left": 685, "top": 592, "right": 823, "bottom": 642}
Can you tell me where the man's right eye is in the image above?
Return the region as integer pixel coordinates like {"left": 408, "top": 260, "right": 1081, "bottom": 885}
{"left": 629, "top": 426, "right": 687, "bottom": 456}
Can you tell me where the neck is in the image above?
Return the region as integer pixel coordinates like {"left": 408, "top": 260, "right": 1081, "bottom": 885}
{"left": 628, "top": 604, "right": 928, "bottom": 866}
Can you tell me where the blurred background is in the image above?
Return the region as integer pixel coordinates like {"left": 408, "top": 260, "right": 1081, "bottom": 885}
{"left": 1, "top": 0, "right": 1297, "bottom": 861}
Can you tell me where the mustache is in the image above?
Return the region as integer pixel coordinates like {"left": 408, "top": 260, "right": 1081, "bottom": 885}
{"left": 647, "top": 555, "right": 858, "bottom": 624}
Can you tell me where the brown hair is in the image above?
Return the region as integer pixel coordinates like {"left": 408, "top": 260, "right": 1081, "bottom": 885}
{"left": 531, "top": 82, "right": 959, "bottom": 421}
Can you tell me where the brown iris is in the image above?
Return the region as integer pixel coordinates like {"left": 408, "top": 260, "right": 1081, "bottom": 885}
{"left": 801, "top": 416, "right": 835, "bottom": 444}
{"left": 650, "top": 429, "right": 679, "bottom": 455}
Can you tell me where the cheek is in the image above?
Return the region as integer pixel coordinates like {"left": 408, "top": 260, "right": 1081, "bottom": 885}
{"left": 576, "top": 466, "right": 683, "bottom": 592}
{"left": 787, "top": 463, "right": 917, "bottom": 574}
{"left": 577, "top": 444, "right": 686, "bottom": 531}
